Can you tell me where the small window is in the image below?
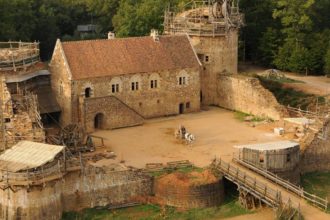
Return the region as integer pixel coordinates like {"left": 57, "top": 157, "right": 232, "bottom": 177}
{"left": 131, "top": 82, "right": 139, "bottom": 91}
{"left": 197, "top": 53, "right": 204, "bottom": 61}
{"left": 186, "top": 102, "right": 190, "bottom": 109}
{"left": 179, "top": 77, "right": 182, "bottom": 85}
{"left": 139, "top": 102, "right": 142, "bottom": 107}
{"left": 59, "top": 81, "right": 63, "bottom": 95}
{"left": 259, "top": 154, "right": 264, "bottom": 163}
{"left": 182, "top": 77, "right": 186, "bottom": 85}
{"left": 287, "top": 154, "right": 291, "bottom": 162}
{"left": 150, "top": 80, "right": 158, "bottom": 89}
{"left": 85, "top": 87, "right": 91, "bottom": 98}
{"left": 155, "top": 80, "right": 158, "bottom": 88}
{"left": 112, "top": 84, "right": 119, "bottom": 93}
{"left": 205, "top": 56, "right": 209, "bottom": 62}
{"left": 157, "top": 99, "right": 160, "bottom": 104}
{"left": 5, "top": 118, "right": 10, "bottom": 123}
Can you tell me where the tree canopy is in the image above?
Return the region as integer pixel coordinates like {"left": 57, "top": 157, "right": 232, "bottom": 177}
{"left": 0, "top": 0, "right": 329, "bottom": 76}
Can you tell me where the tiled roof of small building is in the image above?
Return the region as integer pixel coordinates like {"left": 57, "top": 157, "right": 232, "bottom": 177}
{"left": 61, "top": 35, "right": 201, "bottom": 80}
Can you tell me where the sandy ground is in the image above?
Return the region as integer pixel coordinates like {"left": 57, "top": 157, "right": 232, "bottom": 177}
{"left": 92, "top": 108, "right": 284, "bottom": 219}
{"left": 93, "top": 107, "right": 283, "bottom": 168}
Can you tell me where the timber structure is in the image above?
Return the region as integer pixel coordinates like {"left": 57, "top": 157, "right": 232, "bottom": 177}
{"left": 0, "top": 41, "right": 40, "bottom": 72}
{"left": 211, "top": 158, "right": 328, "bottom": 213}
{"left": 164, "top": 0, "right": 244, "bottom": 37}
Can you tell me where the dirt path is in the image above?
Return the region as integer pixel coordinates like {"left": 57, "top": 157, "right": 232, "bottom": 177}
{"left": 239, "top": 63, "right": 330, "bottom": 97}
{"left": 284, "top": 74, "right": 330, "bottom": 96}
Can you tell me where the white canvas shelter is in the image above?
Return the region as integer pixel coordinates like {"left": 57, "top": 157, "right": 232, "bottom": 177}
{"left": 234, "top": 140, "right": 299, "bottom": 151}
{"left": 0, "top": 141, "right": 64, "bottom": 172}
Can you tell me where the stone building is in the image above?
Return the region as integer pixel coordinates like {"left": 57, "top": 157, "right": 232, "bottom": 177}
{"left": 50, "top": 33, "right": 201, "bottom": 132}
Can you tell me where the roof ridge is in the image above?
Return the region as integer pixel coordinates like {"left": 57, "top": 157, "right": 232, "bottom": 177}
{"left": 61, "top": 35, "right": 184, "bottom": 44}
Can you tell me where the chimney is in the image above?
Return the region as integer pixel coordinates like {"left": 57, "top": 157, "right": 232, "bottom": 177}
{"left": 150, "top": 29, "right": 160, "bottom": 42}
{"left": 108, "top": 32, "right": 115, "bottom": 40}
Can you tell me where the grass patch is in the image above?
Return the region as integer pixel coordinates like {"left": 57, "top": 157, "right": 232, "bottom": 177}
{"left": 62, "top": 181, "right": 251, "bottom": 220}
{"left": 301, "top": 172, "right": 330, "bottom": 212}
{"left": 234, "top": 111, "right": 266, "bottom": 122}
{"left": 62, "top": 194, "right": 252, "bottom": 220}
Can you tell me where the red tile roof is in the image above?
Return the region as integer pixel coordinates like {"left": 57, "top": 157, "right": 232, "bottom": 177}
{"left": 61, "top": 35, "right": 200, "bottom": 80}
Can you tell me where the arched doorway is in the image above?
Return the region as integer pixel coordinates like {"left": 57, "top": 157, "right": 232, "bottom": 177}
{"left": 94, "top": 113, "right": 104, "bottom": 129}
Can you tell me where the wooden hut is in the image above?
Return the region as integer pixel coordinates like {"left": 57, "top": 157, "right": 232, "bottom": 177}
{"left": 235, "top": 141, "right": 300, "bottom": 184}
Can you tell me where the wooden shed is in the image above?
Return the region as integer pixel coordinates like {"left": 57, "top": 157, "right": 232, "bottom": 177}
{"left": 235, "top": 141, "right": 300, "bottom": 173}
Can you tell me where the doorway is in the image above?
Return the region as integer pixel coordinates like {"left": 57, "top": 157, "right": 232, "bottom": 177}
{"left": 179, "top": 103, "right": 184, "bottom": 114}
{"left": 94, "top": 113, "right": 104, "bottom": 129}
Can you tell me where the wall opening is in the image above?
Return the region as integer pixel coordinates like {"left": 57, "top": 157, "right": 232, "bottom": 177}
{"left": 85, "top": 87, "right": 91, "bottom": 98}
{"left": 179, "top": 103, "right": 184, "bottom": 114}
{"left": 94, "top": 113, "right": 105, "bottom": 129}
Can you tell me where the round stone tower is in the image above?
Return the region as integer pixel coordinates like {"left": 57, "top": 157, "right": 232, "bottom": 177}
{"left": 164, "top": 0, "right": 244, "bottom": 105}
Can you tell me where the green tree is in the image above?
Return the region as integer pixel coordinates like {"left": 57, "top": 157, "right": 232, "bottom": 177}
{"left": 257, "top": 28, "right": 280, "bottom": 66}
{"left": 112, "top": 0, "right": 188, "bottom": 37}
{"left": 239, "top": 0, "right": 278, "bottom": 61}
{"left": 84, "top": 0, "right": 119, "bottom": 33}
{"left": 273, "top": 0, "right": 315, "bottom": 41}
{"left": 0, "top": 0, "right": 36, "bottom": 41}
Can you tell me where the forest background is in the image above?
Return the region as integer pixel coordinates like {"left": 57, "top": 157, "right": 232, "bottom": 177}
{"left": 1, "top": 0, "right": 329, "bottom": 76}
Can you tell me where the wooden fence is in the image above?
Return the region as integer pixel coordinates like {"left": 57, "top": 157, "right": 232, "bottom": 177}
{"left": 233, "top": 157, "right": 328, "bottom": 211}
{"left": 211, "top": 158, "right": 283, "bottom": 208}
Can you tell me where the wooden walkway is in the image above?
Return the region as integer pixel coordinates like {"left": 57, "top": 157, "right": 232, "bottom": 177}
{"left": 211, "top": 158, "right": 329, "bottom": 220}
{"left": 233, "top": 157, "right": 328, "bottom": 210}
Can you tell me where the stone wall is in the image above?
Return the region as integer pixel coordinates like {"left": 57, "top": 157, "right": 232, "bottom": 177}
{"left": 301, "top": 121, "right": 330, "bottom": 173}
{"left": 189, "top": 30, "right": 238, "bottom": 105}
{"left": 71, "top": 68, "right": 200, "bottom": 131}
{"left": 83, "top": 96, "right": 144, "bottom": 133}
{"left": 49, "top": 40, "right": 73, "bottom": 127}
{"left": 215, "top": 74, "right": 286, "bottom": 120}
{"left": 0, "top": 78, "right": 45, "bottom": 148}
{"left": 0, "top": 167, "right": 153, "bottom": 220}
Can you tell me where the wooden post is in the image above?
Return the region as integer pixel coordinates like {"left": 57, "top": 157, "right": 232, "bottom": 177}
{"left": 63, "top": 147, "right": 67, "bottom": 172}
{"left": 79, "top": 152, "right": 83, "bottom": 173}
{"left": 325, "top": 197, "right": 328, "bottom": 211}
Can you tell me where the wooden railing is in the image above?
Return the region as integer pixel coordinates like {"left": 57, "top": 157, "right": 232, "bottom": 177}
{"left": 0, "top": 41, "right": 40, "bottom": 71}
{"left": 233, "top": 157, "right": 328, "bottom": 211}
{"left": 211, "top": 158, "right": 283, "bottom": 208}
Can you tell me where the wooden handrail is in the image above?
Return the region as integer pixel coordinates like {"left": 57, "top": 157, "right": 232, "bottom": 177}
{"left": 232, "top": 157, "right": 328, "bottom": 211}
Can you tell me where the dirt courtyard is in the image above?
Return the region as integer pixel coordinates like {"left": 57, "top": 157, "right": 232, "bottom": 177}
{"left": 93, "top": 107, "right": 283, "bottom": 168}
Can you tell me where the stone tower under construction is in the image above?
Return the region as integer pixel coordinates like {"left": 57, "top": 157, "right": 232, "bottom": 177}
{"left": 164, "top": 0, "right": 244, "bottom": 105}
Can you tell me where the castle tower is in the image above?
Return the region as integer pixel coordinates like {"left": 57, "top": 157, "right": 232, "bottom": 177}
{"left": 164, "top": 0, "right": 244, "bottom": 105}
